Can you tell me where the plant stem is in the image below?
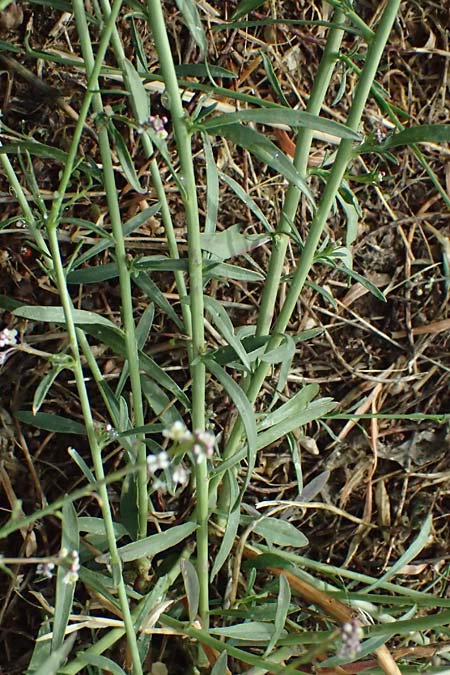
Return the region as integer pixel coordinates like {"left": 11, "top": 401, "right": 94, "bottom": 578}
{"left": 256, "top": 8, "right": 347, "bottom": 337}
{"left": 146, "top": 0, "right": 209, "bottom": 626}
{"left": 222, "top": 0, "right": 401, "bottom": 466}
{"left": 45, "top": 226, "right": 143, "bottom": 675}
{"left": 96, "top": 0, "right": 193, "bottom": 340}
{"left": 72, "top": 0, "right": 148, "bottom": 540}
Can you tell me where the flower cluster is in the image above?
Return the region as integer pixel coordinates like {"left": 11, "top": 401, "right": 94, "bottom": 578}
{"left": 61, "top": 549, "right": 80, "bottom": 585}
{"left": 0, "top": 328, "right": 18, "bottom": 366}
{"left": 337, "top": 619, "right": 363, "bottom": 660}
{"left": 0, "top": 328, "right": 17, "bottom": 348}
{"left": 36, "top": 561, "right": 55, "bottom": 579}
{"left": 35, "top": 548, "right": 80, "bottom": 586}
{"left": 146, "top": 422, "right": 216, "bottom": 492}
{"left": 149, "top": 115, "right": 168, "bottom": 139}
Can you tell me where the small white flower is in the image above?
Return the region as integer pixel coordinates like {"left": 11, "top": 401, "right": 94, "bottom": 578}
{"left": 172, "top": 464, "right": 190, "bottom": 485}
{"left": 36, "top": 562, "right": 55, "bottom": 579}
{"left": 61, "top": 550, "right": 80, "bottom": 585}
{"left": 63, "top": 569, "right": 79, "bottom": 585}
{"left": 147, "top": 451, "right": 170, "bottom": 474}
{"left": 163, "top": 421, "right": 193, "bottom": 443}
{"left": 0, "top": 328, "right": 18, "bottom": 348}
{"left": 195, "top": 430, "right": 214, "bottom": 455}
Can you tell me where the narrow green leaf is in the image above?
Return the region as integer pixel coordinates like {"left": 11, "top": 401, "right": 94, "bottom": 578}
{"left": 176, "top": 63, "right": 236, "bottom": 78}
{"left": 203, "top": 109, "right": 361, "bottom": 141}
{"left": 71, "top": 204, "right": 161, "bottom": 269}
{"left": 77, "top": 517, "right": 128, "bottom": 539}
{"left": 211, "top": 471, "right": 240, "bottom": 581}
{"left": 16, "top": 411, "right": 86, "bottom": 435}
{"left": 205, "top": 261, "right": 264, "bottom": 282}
{"left": 359, "top": 124, "right": 450, "bottom": 153}
{"left": 205, "top": 359, "right": 257, "bottom": 487}
{"left": 13, "top": 305, "right": 121, "bottom": 331}
{"left": 334, "top": 263, "right": 387, "bottom": 302}
{"left": 232, "top": 0, "right": 268, "bottom": 20}
{"left": 67, "top": 263, "right": 119, "bottom": 284}
{"left": 52, "top": 502, "right": 79, "bottom": 650}
{"left": 136, "top": 303, "right": 154, "bottom": 350}
{"left": 365, "top": 514, "right": 433, "bottom": 591}
{"left": 181, "top": 558, "right": 200, "bottom": 623}
{"left": 96, "top": 521, "right": 198, "bottom": 563}
{"left": 265, "top": 574, "right": 291, "bottom": 655}
{"left": 259, "top": 334, "right": 296, "bottom": 364}
{"left": 109, "top": 123, "right": 145, "bottom": 193}
{"left": 121, "top": 58, "right": 150, "bottom": 124}
{"left": 0, "top": 141, "right": 97, "bottom": 176}
{"left": 33, "top": 364, "right": 65, "bottom": 414}
{"left": 204, "top": 296, "right": 251, "bottom": 371}
{"left": 33, "top": 636, "right": 75, "bottom": 675}
{"left": 201, "top": 224, "right": 270, "bottom": 260}
{"left": 130, "top": 17, "right": 148, "bottom": 70}
{"left": 174, "top": 0, "right": 207, "bottom": 54}
{"left": 260, "top": 51, "right": 290, "bottom": 108}
{"left": 206, "top": 123, "right": 314, "bottom": 202}
{"left": 134, "top": 272, "right": 184, "bottom": 330}
{"left": 252, "top": 517, "right": 308, "bottom": 548}
{"left": 80, "top": 323, "right": 189, "bottom": 409}
{"left": 256, "top": 397, "right": 336, "bottom": 451}
{"left": 210, "top": 621, "right": 282, "bottom": 643}
{"left": 211, "top": 649, "right": 229, "bottom": 675}
{"left": 77, "top": 653, "right": 128, "bottom": 675}
{"left": 68, "top": 447, "right": 96, "bottom": 484}
{"left": 219, "top": 171, "right": 271, "bottom": 232}
{"left": 258, "top": 384, "right": 319, "bottom": 431}
{"left": 203, "top": 133, "right": 219, "bottom": 234}
{"left": 120, "top": 474, "right": 139, "bottom": 540}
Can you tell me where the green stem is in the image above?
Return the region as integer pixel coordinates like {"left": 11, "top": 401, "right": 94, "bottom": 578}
{"left": 72, "top": 0, "right": 148, "bottom": 540}
{"left": 256, "top": 8, "right": 347, "bottom": 337}
{"left": 96, "top": 0, "right": 193, "bottom": 339}
{"left": 0, "top": 152, "right": 50, "bottom": 258}
{"left": 222, "top": 0, "right": 401, "bottom": 466}
{"left": 146, "top": 1, "right": 209, "bottom": 626}
{"left": 45, "top": 226, "right": 143, "bottom": 675}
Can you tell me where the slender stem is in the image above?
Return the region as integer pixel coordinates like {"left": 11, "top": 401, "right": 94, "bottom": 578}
{"left": 46, "top": 0, "right": 123, "bottom": 230}
{"left": 222, "top": 0, "right": 401, "bottom": 464}
{"left": 256, "top": 8, "right": 347, "bottom": 337}
{"left": 96, "top": 0, "right": 193, "bottom": 339}
{"left": 0, "top": 152, "right": 50, "bottom": 258}
{"left": 72, "top": 0, "right": 148, "bottom": 540}
{"left": 146, "top": 1, "right": 209, "bottom": 626}
{"left": 46, "top": 226, "right": 143, "bottom": 675}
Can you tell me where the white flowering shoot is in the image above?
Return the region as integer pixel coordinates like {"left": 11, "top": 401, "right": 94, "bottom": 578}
{"left": 337, "top": 619, "right": 363, "bottom": 660}
{"left": 147, "top": 451, "right": 170, "bottom": 475}
{"left": 0, "top": 328, "right": 18, "bottom": 348}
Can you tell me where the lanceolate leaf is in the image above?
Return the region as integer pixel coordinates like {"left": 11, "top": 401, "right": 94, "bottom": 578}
{"left": 16, "top": 411, "right": 86, "bottom": 435}
{"left": 251, "top": 517, "right": 308, "bottom": 548}
{"left": 96, "top": 521, "right": 198, "bottom": 563}
{"left": 121, "top": 58, "right": 150, "bottom": 124}
{"left": 204, "top": 296, "right": 251, "bottom": 371}
{"left": 256, "top": 397, "right": 336, "bottom": 451}
{"left": 205, "top": 359, "right": 257, "bottom": 478}
{"left": 359, "top": 124, "right": 450, "bottom": 153}
{"left": 13, "top": 305, "right": 120, "bottom": 331}
{"left": 174, "top": 0, "right": 207, "bottom": 54}
{"left": 204, "top": 123, "right": 314, "bottom": 203}
{"left": 202, "top": 109, "right": 361, "bottom": 141}
{"left": 52, "top": 503, "right": 79, "bottom": 651}
{"left": 200, "top": 224, "right": 270, "bottom": 260}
